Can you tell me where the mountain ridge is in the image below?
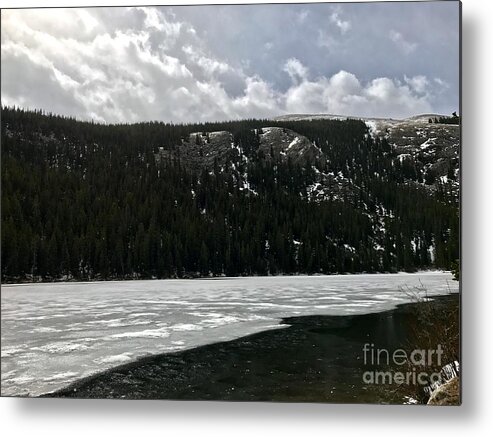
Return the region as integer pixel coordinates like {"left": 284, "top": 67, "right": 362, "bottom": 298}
{"left": 1, "top": 107, "right": 459, "bottom": 282}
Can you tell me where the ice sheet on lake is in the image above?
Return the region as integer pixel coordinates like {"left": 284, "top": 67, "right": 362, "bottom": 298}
{"left": 1, "top": 272, "right": 458, "bottom": 396}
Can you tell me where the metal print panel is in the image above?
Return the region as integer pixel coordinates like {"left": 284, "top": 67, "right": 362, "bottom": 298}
{"left": 0, "top": 1, "right": 461, "bottom": 405}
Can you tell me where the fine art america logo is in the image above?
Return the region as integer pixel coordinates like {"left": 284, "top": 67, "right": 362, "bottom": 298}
{"left": 362, "top": 343, "right": 445, "bottom": 387}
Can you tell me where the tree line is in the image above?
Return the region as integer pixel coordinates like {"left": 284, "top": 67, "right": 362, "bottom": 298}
{"left": 428, "top": 112, "right": 460, "bottom": 125}
{"left": 1, "top": 107, "right": 459, "bottom": 282}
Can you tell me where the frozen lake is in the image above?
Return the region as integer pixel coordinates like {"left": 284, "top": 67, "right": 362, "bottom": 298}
{"left": 1, "top": 272, "right": 458, "bottom": 397}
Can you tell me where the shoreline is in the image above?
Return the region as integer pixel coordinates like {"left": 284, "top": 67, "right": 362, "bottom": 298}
{"left": 43, "top": 295, "right": 459, "bottom": 403}
{"left": 2, "top": 270, "right": 450, "bottom": 287}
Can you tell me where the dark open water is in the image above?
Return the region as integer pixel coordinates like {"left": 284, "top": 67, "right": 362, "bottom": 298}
{"left": 47, "top": 294, "right": 459, "bottom": 404}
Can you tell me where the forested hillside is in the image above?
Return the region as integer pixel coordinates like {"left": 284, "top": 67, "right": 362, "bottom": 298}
{"left": 1, "top": 107, "right": 459, "bottom": 282}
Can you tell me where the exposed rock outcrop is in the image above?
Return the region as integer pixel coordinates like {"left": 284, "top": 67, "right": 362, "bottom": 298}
{"left": 155, "top": 127, "right": 326, "bottom": 172}
{"left": 155, "top": 130, "right": 236, "bottom": 172}
{"left": 258, "top": 127, "right": 325, "bottom": 166}
{"left": 427, "top": 377, "right": 460, "bottom": 406}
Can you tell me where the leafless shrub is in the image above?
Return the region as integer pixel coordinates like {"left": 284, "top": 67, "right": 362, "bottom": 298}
{"left": 394, "top": 282, "right": 460, "bottom": 403}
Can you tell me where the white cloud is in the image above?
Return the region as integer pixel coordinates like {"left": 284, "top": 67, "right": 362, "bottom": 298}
{"left": 1, "top": 8, "right": 246, "bottom": 123}
{"left": 284, "top": 66, "right": 432, "bottom": 119}
{"left": 232, "top": 76, "right": 281, "bottom": 118}
{"left": 404, "top": 75, "right": 429, "bottom": 94}
{"left": 182, "top": 45, "right": 232, "bottom": 77}
{"left": 328, "top": 70, "right": 362, "bottom": 99}
{"left": 330, "top": 12, "right": 351, "bottom": 34}
{"left": 285, "top": 79, "right": 328, "bottom": 114}
{"left": 283, "top": 58, "right": 309, "bottom": 84}
{"left": 1, "top": 8, "right": 438, "bottom": 122}
{"left": 434, "top": 77, "right": 449, "bottom": 89}
{"left": 316, "top": 10, "right": 350, "bottom": 51}
{"left": 389, "top": 30, "right": 417, "bottom": 55}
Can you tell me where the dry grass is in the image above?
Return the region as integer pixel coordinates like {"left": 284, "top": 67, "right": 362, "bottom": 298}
{"left": 393, "top": 282, "right": 460, "bottom": 403}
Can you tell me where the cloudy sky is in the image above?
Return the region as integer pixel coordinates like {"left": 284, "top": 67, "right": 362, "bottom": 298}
{"left": 1, "top": 1, "right": 460, "bottom": 123}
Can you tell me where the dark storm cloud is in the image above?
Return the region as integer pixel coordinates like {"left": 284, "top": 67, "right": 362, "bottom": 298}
{"left": 1, "top": 2, "right": 460, "bottom": 123}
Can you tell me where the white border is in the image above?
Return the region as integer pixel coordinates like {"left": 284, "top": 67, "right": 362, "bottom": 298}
{"left": 2, "top": 0, "right": 493, "bottom": 435}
